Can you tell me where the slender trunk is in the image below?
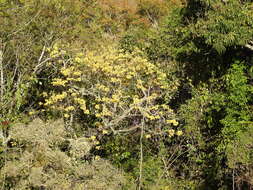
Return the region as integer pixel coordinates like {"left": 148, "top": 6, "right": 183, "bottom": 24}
{"left": 232, "top": 169, "right": 235, "bottom": 190}
{"left": 138, "top": 118, "right": 144, "bottom": 190}
{"left": 0, "top": 49, "right": 4, "bottom": 102}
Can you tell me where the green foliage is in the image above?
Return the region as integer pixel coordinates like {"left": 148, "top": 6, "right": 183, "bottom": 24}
{"left": 190, "top": 0, "right": 253, "bottom": 54}
{"left": 178, "top": 60, "right": 253, "bottom": 189}
{"left": 220, "top": 61, "right": 253, "bottom": 140}
{"left": 119, "top": 27, "right": 151, "bottom": 53}
{"left": 226, "top": 124, "right": 253, "bottom": 186}
{"left": 193, "top": 0, "right": 253, "bottom": 52}
{"left": 144, "top": 0, "right": 253, "bottom": 83}
{"left": 226, "top": 124, "right": 253, "bottom": 168}
{"left": 103, "top": 135, "right": 139, "bottom": 169}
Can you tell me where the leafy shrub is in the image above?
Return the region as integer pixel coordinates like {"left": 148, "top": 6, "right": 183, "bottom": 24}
{"left": 226, "top": 124, "right": 253, "bottom": 187}
{"left": 178, "top": 60, "right": 253, "bottom": 189}
{"left": 0, "top": 118, "right": 128, "bottom": 190}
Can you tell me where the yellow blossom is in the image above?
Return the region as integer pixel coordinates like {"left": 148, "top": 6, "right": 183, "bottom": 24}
{"left": 74, "top": 57, "right": 82, "bottom": 63}
{"left": 95, "top": 104, "right": 100, "bottom": 109}
{"left": 111, "top": 94, "right": 120, "bottom": 103}
{"left": 73, "top": 71, "right": 81, "bottom": 76}
{"left": 90, "top": 136, "right": 96, "bottom": 140}
{"left": 176, "top": 130, "right": 183, "bottom": 136}
{"left": 52, "top": 78, "right": 67, "bottom": 86}
{"left": 166, "top": 119, "right": 179, "bottom": 126}
{"left": 65, "top": 106, "right": 75, "bottom": 111}
{"left": 95, "top": 113, "right": 102, "bottom": 118}
{"left": 83, "top": 109, "right": 90, "bottom": 114}
{"left": 28, "top": 111, "right": 35, "bottom": 116}
{"left": 168, "top": 129, "right": 175, "bottom": 137}
{"left": 145, "top": 134, "right": 151, "bottom": 139}
{"left": 126, "top": 74, "right": 132, "bottom": 79}
{"left": 47, "top": 92, "right": 67, "bottom": 104}
{"left": 74, "top": 98, "right": 86, "bottom": 105}
{"left": 95, "top": 146, "right": 101, "bottom": 150}
{"left": 61, "top": 67, "right": 72, "bottom": 76}
{"left": 94, "top": 141, "right": 100, "bottom": 145}
{"left": 75, "top": 77, "right": 81, "bottom": 82}
{"left": 64, "top": 113, "right": 70, "bottom": 118}
{"left": 111, "top": 77, "right": 120, "bottom": 83}
{"left": 173, "top": 121, "right": 179, "bottom": 126}
{"left": 96, "top": 84, "right": 109, "bottom": 92}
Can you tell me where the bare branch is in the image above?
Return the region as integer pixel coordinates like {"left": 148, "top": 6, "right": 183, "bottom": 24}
{"left": 38, "top": 45, "right": 46, "bottom": 64}
{"left": 114, "top": 125, "right": 140, "bottom": 134}
{"left": 33, "top": 45, "right": 52, "bottom": 74}
{"left": 138, "top": 118, "right": 144, "bottom": 190}
{"left": 245, "top": 41, "right": 253, "bottom": 51}
{"left": 0, "top": 43, "right": 4, "bottom": 102}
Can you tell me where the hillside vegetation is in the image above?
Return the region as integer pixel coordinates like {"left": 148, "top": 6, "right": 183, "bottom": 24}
{"left": 0, "top": 0, "right": 253, "bottom": 189}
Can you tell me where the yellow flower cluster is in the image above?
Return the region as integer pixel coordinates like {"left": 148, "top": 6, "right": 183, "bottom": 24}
{"left": 44, "top": 92, "right": 67, "bottom": 106}
{"left": 61, "top": 67, "right": 73, "bottom": 76}
{"left": 49, "top": 44, "right": 59, "bottom": 58}
{"left": 167, "top": 129, "right": 183, "bottom": 137}
{"left": 102, "top": 130, "right": 109, "bottom": 134}
{"left": 73, "top": 71, "right": 81, "bottom": 76}
{"left": 44, "top": 44, "right": 181, "bottom": 138}
{"left": 52, "top": 78, "right": 68, "bottom": 86}
{"left": 168, "top": 129, "right": 175, "bottom": 137}
{"left": 145, "top": 134, "right": 151, "bottom": 139}
{"left": 95, "top": 106, "right": 112, "bottom": 118}
{"left": 65, "top": 106, "right": 75, "bottom": 111}
{"left": 96, "top": 84, "right": 110, "bottom": 93}
{"left": 74, "top": 98, "right": 89, "bottom": 114}
{"left": 177, "top": 130, "right": 183, "bottom": 136}
{"left": 166, "top": 119, "right": 179, "bottom": 126}
{"left": 64, "top": 113, "right": 70, "bottom": 118}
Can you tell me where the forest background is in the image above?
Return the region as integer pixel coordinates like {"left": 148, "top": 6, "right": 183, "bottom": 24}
{"left": 0, "top": 0, "right": 253, "bottom": 189}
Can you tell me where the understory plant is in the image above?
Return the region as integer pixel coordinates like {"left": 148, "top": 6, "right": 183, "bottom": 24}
{"left": 0, "top": 118, "right": 128, "bottom": 190}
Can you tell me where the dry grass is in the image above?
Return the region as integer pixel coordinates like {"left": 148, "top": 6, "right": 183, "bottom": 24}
{"left": 0, "top": 118, "right": 127, "bottom": 190}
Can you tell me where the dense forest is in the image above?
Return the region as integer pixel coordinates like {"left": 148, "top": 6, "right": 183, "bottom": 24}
{"left": 0, "top": 0, "right": 253, "bottom": 189}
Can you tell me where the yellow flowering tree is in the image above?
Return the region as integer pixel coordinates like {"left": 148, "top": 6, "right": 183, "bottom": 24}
{"left": 42, "top": 43, "right": 181, "bottom": 138}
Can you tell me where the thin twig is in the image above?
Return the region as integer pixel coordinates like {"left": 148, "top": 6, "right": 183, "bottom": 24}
{"left": 7, "top": 10, "right": 41, "bottom": 38}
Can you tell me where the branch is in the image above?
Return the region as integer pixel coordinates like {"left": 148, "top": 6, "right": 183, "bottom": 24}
{"left": 39, "top": 45, "right": 46, "bottom": 63}
{"left": 113, "top": 125, "right": 140, "bottom": 134}
{"left": 33, "top": 45, "right": 52, "bottom": 74}
{"left": 138, "top": 118, "right": 144, "bottom": 190}
{"left": 245, "top": 41, "right": 253, "bottom": 51}
{"left": 0, "top": 46, "right": 4, "bottom": 102}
